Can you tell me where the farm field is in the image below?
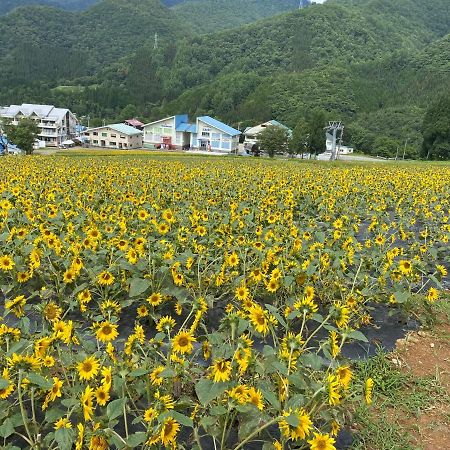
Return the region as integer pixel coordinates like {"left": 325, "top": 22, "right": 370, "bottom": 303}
{"left": 0, "top": 154, "right": 449, "bottom": 449}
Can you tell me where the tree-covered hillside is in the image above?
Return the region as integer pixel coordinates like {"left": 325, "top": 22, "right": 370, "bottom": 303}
{"left": 0, "top": 0, "right": 448, "bottom": 157}
{"left": 172, "top": 0, "right": 306, "bottom": 33}
{"left": 0, "top": 0, "right": 97, "bottom": 15}
{"left": 0, "top": 0, "right": 191, "bottom": 86}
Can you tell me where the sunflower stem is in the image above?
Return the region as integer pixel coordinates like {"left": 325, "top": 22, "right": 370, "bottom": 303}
{"left": 122, "top": 383, "right": 129, "bottom": 439}
{"left": 18, "top": 369, "right": 37, "bottom": 449}
{"left": 233, "top": 416, "right": 282, "bottom": 450}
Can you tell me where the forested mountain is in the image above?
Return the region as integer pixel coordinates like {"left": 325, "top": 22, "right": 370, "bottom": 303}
{"left": 172, "top": 0, "right": 307, "bottom": 33}
{"left": 0, "top": 0, "right": 190, "bottom": 85}
{"left": 0, "top": 0, "right": 97, "bottom": 14}
{"left": 0, "top": 0, "right": 449, "bottom": 157}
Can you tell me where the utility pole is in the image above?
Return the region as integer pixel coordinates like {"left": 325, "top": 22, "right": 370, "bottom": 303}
{"left": 154, "top": 32, "right": 158, "bottom": 50}
{"left": 402, "top": 138, "right": 408, "bottom": 160}
{"left": 325, "top": 122, "right": 344, "bottom": 161}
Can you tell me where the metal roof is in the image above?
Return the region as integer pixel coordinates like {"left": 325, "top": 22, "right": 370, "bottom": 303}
{"left": 86, "top": 124, "right": 143, "bottom": 136}
{"left": 0, "top": 104, "right": 72, "bottom": 121}
{"left": 197, "top": 116, "right": 240, "bottom": 136}
{"left": 176, "top": 122, "right": 197, "bottom": 133}
{"left": 125, "top": 118, "right": 144, "bottom": 127}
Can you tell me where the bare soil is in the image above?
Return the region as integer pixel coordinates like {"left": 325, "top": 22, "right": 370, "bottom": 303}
{"left": 392, "top": 323, "right": 450, "bottom": 449}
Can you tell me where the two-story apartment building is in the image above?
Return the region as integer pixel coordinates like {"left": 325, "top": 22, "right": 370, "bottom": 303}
{"left": 0, "top": 104, "right": 78, "bottom": 147}
{"left": 84, "top": 124, "right": 143, "bottom": 149}
{"left": 143, "top": 115, "right": 240, "bottom": 152}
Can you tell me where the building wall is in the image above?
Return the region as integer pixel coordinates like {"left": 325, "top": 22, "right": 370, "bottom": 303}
{"left": 86, "top": 127, "right": 143, "bottom": 149}
{"left": 1, "top": 111, "right": 78, "bottom": 147}
{"left": 194, "top": 120, "right": 238, "bottom": 152}
{"left": 143, "top": 117, "right": 177, "bottom": 147}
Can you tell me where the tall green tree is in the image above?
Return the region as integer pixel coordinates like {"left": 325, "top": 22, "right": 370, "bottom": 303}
{"left": 307, "top": 110, "right": 327, "bottom": 157}
{"left": 289, "top": 121, "right": 309, "bottom": 156}
{"left": 257, "top": 125, "right": 291, "bottom": 157}
{"left": 421, "top": 95, "right": 450, "bottom": 160}
{"left": 3, "top": 118, "right": 39, "bottom": 155}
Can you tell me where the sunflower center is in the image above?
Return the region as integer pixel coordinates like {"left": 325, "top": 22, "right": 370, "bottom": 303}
{"left": 83, "top": 362, "right": 92, "bottom": 372}
{"left": 178, "top": 337, "right": 188, "bottom": 347}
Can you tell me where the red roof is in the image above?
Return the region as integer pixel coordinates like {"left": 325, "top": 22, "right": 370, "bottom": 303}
{"left": 125, "top": 118, "right": 144, "bottom": 127}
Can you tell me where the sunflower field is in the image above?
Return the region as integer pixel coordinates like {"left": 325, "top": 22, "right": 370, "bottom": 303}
{"left": 0, "top": 155, "right": 449, "bottom": 450}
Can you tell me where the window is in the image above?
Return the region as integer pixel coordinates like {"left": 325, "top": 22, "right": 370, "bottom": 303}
{"left": 111, "top": 134, "right": 116, "bottom": 138}
{"left": 202, "top": 131, "right": 210, "bottom": 137}
{"left": 212, "top": 133, "right": 221, "bottom": 140}
{"left": 110, "top": 142, "right": 117, "bottom": 146}
{"left": 93, "top": 140, "right": 98, "bottom": 144}
{"left": 120, "top": 136, "right": 125, "bottom": 139}
{"left": 93, "top": 132, "right": 98, "bottom": 136}
{"left": 101, "top": 132, "right": 107, "bottom": 137}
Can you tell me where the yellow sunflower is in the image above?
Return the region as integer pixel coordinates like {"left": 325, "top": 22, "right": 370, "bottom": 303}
{"left": 77, "top": 356, "right": 100, "bottom": 381}
{"left": 160, "top": 417, "right": 180, "bottom": 447}
{"left": 95, "top": 322, "right": 119, "bottom": 343}
{"left": 172, "top": 331, "right": 196, "bottom": 355}
{"left": 210, "top": 358, "right": 232, "bottom": 383}
{"left": 308, "top": 433, "right": 336, "bottom": 450}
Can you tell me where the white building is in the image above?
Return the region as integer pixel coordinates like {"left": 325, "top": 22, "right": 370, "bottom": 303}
{"left": 243, "top": 120, "right": 292, "bottom": 147}
{"left": 143, "top": 115, "right": 240, "bottom": 152}
{"left": 84, "top": 124, "right": 143, "bottom": 149}
{"left": 326, "top": 135, "right": 354, "bottom": 155}
{"left": 0, "top": 104, "right": 78, "bottom": 147}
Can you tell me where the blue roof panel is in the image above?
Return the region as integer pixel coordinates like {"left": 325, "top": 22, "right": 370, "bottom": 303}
{"left": 197, "top": 116, "right": 240, "bottom": 136}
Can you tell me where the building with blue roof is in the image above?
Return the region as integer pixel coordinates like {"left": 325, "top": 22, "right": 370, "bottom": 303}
{"left": 143, "top": 114, "right": 241, "bottom": 152}
{"left": 84, "top": 123, "right": 143, "bottom": 149}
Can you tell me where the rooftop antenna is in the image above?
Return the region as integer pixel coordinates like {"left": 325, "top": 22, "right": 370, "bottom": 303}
{"left": 324, "top": 121, "right": 344, "bottom": 161}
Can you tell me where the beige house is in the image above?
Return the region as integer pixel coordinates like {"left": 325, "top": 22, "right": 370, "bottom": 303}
{"left": 85, "top": 124, "right": 143, "bottom": 149}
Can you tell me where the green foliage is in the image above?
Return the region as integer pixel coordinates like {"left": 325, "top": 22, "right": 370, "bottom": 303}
{"left": 173, "top": 0, "right": 301, "bottom": 34}
{"left": 421, "top": 94, "right": 450, "bottom": 159}
{"left": 257, "top": 125, "right": 291, "bottom": 157}
{"left": 0, "top": 0, "right": 97, "bottom": 15}
{"left": 2, "top": 118, "right": 39, "bottom": 155}
{"left": 307, "top": 110, "right": 327, "bottom": 156}
{"left": 0, "top": 0, "right": 448, "bottom": 157}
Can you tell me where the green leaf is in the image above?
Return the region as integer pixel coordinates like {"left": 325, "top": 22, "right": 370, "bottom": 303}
{"left": 261, "top": 388, "right": 280, "bottom": 409}
{"left": 54, "top": 428, "right": 75, "bottom": 450}
{"left": 45, "top": 408, "right": 65, "bottom": 423}
{"left": 171, "top": 411, "right": 193, "bottom": 427}
{"left": 61, "top": 398, "right": 78, "bottom": 408}
{"left": 129, "top": 368, "right": 150, "bottom": 378}
{"left": 161, "top": 368, "right": 175, "bottom": 378}
{"left": 0, "top": 378, "right": 10, "bottom": 390}
{"left": 429, "top": 274, "right": 443, "bottom": 289}
{"left": 394, "top": 291, "right": 410, "bottom": 304}
{"left": 347, "top": 330, "right": 369, "bottom": 343}
{"left": 195, "top": 379, "right": 229, "bottom": 405}
{"left": 27, "top": 372, "right": 52, "bottom": 389}
{"left": 210, "top": 405, "right": 227, "bottom": 416}
{"left": 0, "top": 418, "right": 14, "bottom": 439}
{"left": 107, "top": 398, "right": 126, "bottom": 421}
{"left": 129, "top": 278, "right": 151, "bottom": 297}
{"left": 298, "top": 353, "right": 324, "bottom": 370}
{"left": 126, "top": 432, "right": 147, "bottom": 447}
{"left": 265, "top": 303, "right": 287, "bottom": 328}
{"left": 285, "top": 412, "right": 299, "bottom": 428}
{"left": 315, "top": 231, "right": 326, "bottom": 243}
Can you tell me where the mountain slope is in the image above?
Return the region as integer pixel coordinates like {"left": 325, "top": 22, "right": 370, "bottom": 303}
{"left": 0, "top": 0, "right": 191, "bottom": 86}
{"left": 0, "top": 0, "right": 448, "bottom": 157}
{"left": 0, "top": 0, "right": 97, "bottom": 14}
{"left": 172, "top": 0, "right": 306, "bottom": 33}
